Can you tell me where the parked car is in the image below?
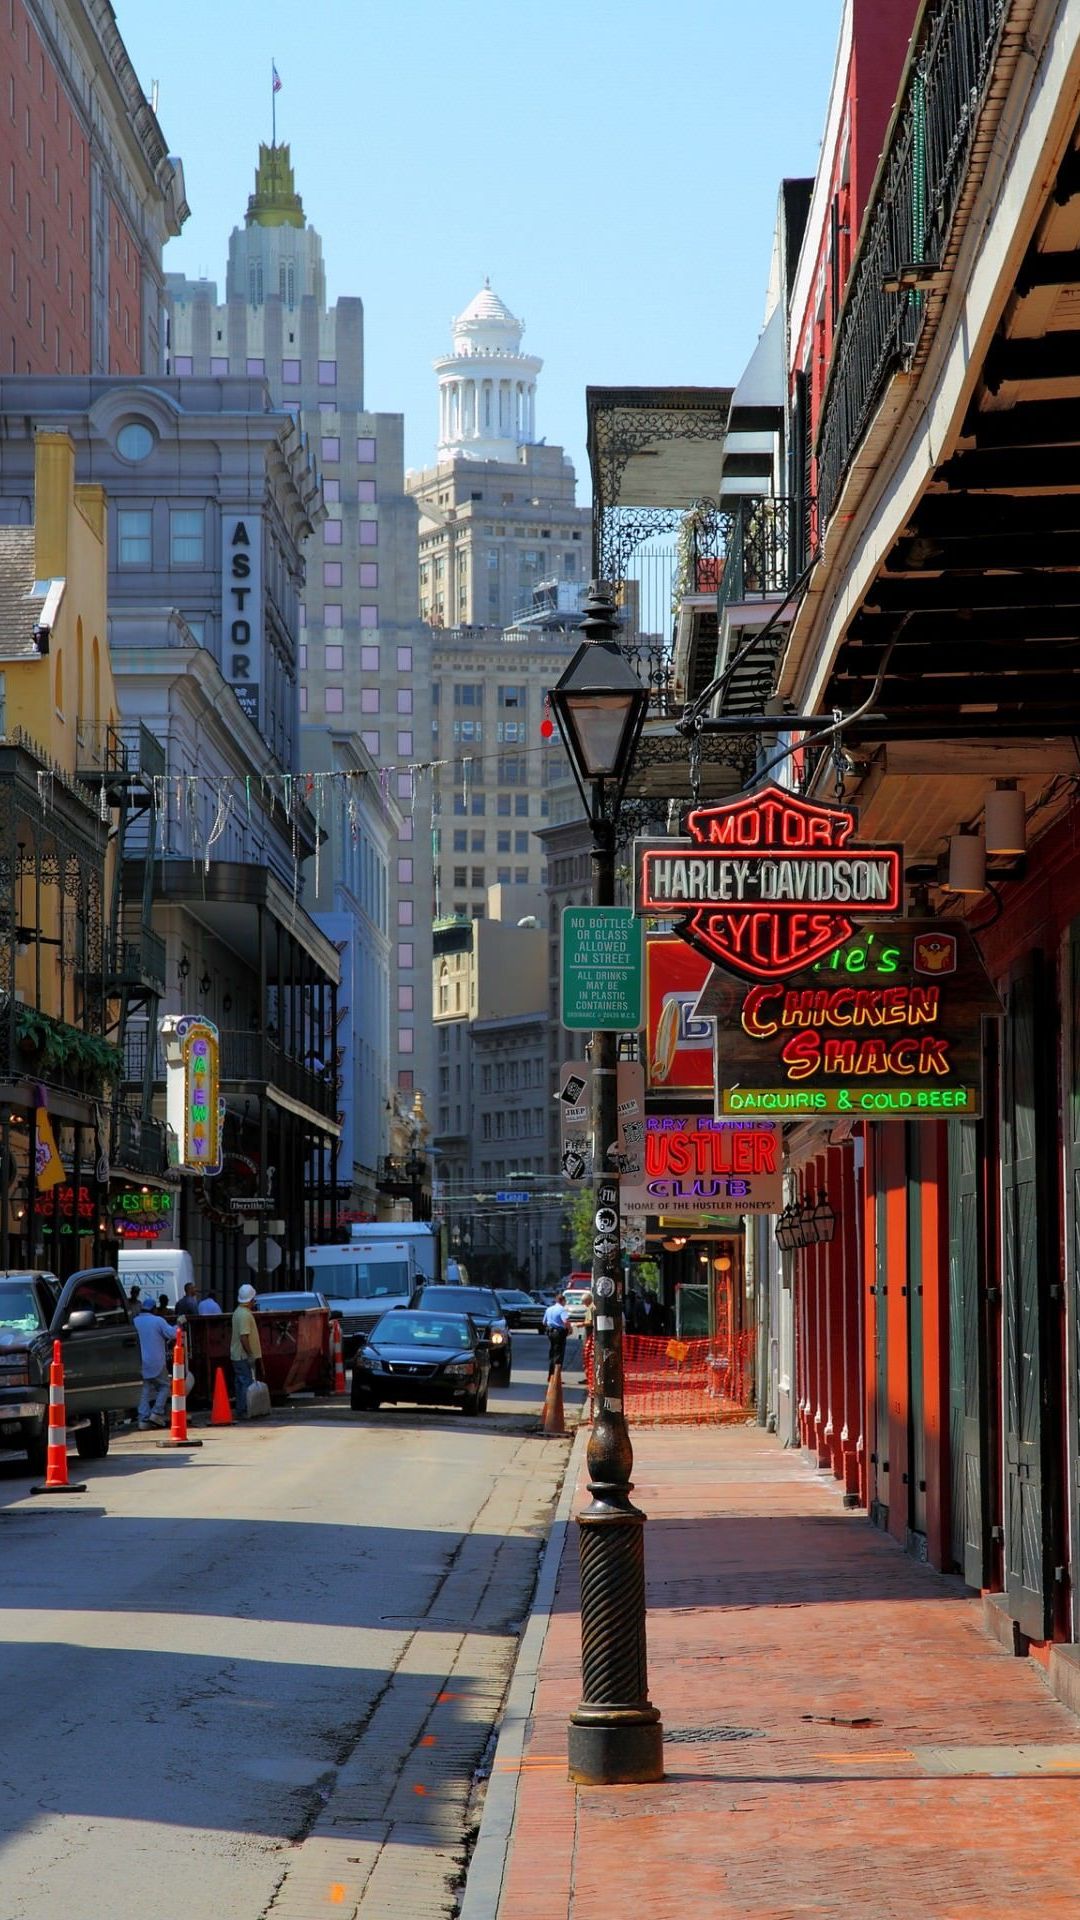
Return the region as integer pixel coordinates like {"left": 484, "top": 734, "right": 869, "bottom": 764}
{"left": 562, "top": 1286, "right": 592, "bottom": 1326}
{"left": 495, "top": 1288, "right": 546, "bottom": 1331}
{"left": 0, "top": 1267, "right": 141, "bottom": 1471}
{"left": 351, "top": 1308, "right": 490, "bottom": 1415}
{"left": 409, "top": 1283, "right": 513, "bottom": 1384}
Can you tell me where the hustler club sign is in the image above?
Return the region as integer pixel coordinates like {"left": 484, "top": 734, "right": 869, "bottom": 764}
{"left": 635, "top": 785, "right": 902, "bottom": 983}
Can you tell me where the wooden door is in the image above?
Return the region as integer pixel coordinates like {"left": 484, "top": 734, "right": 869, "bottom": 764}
{"left": 948, "top": 1116, "right": 988, "bottom": 1586}
{"left": 1000, "top": 953, "right": 1056, "bottom": 1640}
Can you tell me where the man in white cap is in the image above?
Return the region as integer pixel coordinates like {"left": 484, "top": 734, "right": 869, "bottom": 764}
{"left": 231, "top": 1283, "right": 263, "bottom": 1419}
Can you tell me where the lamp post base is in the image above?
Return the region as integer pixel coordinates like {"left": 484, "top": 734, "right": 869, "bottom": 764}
{"left": 568, "top": 1709, "right": 664, "bottom": 1785}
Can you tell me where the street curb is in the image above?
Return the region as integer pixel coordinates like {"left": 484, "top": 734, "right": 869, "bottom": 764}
{"left": 458, "top": 1421, "right": 586, "bottom": 1920}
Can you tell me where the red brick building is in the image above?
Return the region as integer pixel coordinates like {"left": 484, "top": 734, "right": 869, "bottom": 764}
{"left": 0, "top": 0, "right": 186, "bottom": 377}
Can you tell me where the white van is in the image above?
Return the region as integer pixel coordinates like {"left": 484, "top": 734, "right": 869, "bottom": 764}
{"left": 118, "top": 1247, "right": 196, "bottom": 1311}
{"left": 304, "top": 1238, "right": 417, "bottom": 1356}
{"left": 347, "top": 1221, "right": 440, "bottom": 1284}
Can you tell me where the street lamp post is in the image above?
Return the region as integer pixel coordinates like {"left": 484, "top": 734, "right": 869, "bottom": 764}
{"left": 550, "top": 584, "right": 663, "bottom": 1786}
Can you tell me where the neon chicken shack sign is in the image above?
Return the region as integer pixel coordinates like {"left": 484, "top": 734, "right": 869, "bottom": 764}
{"left": 635, "top": 785, "right": 902, "bottom": 983}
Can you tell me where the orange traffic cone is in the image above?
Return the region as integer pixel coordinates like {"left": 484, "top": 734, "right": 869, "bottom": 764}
{"left": 210, "top": 1365, "right": 233, "bottom": 1425}
{"left": 31, "top": 1339, "right": 86, "bottom": 1495}
{"left": 331, "top": 1319, "right": 346, "bottom": 1395}
{"left": 540, "top": 1363, "right": 566, "bottom": 1437}
{"left": 158, "top": 1326, "right": 203, "bottom": 1449}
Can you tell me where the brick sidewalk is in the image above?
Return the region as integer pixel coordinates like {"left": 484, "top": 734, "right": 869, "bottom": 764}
{"left": 491, "top": 1424, "right": 1080, "bottom": 1919}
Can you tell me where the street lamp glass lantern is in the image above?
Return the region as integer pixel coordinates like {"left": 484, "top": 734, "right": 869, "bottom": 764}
{"left": 550, "top": 637, "right": 648, "bottom": 815}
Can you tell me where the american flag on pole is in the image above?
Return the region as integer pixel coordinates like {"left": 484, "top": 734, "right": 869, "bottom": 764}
{"left": 272, "top": 63, "right": 282, "bottom": 93}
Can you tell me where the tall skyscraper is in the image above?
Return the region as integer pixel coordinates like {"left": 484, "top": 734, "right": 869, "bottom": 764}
{"left": 167, "top": 143, "right": 433, "bottom": 1111}
{"left": 407, "top": 282, "right": 591, "bottom": 630}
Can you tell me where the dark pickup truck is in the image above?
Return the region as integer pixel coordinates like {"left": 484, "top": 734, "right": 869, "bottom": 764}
{"left": 0, "top": 1267, "right": 141, "bottom": 1471}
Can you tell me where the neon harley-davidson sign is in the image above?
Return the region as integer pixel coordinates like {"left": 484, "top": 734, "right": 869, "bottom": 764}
{"left": 635, "top": 786, "right": 902, "bottom": 982}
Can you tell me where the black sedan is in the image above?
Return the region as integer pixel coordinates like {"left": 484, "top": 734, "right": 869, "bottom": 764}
{"left": 496, "top": 1288, "right": 546, "bottom": 1332}
{"left": 409, "top": 1284, "right": 513, "bottom": 1384}
{"left": 351, "top": 1309, "right": 489, "bottom": 1415}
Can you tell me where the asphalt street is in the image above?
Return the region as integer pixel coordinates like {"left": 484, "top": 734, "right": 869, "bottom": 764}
{"left": 0, "top": 1330, "right": 577, "bottom": 1920}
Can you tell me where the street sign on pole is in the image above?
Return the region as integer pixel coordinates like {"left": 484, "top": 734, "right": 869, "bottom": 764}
{"left": 560, "top": 906, "right": 643, "bottom": 1031}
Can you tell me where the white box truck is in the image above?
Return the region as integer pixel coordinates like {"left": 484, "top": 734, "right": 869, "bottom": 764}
{"left": 304, "top": 1235, "right": 419, "bottom": 1358}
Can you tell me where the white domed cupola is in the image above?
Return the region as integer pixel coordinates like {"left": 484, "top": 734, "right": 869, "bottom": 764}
{"left": 435, "top": 279, "right": 542, "bottom": 461}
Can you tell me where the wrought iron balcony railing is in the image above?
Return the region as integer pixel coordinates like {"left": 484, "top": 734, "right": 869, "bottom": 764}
{"left": 123, "top": 1024, "right": 335, "bottom": 1123}
{"left": 815, "top": 0, "right": 1009, "bottom": 524}
{"left": 716, "top": 496, "right": 814, "bottom": 617}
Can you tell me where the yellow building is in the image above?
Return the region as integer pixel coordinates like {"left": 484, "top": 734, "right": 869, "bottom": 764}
{"left": 0, "top": 428, "right": 123, "bottom": 1270}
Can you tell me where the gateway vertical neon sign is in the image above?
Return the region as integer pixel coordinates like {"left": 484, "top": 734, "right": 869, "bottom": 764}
{"left": 161, "top": 1015, "right": 223, "bottom": 1173}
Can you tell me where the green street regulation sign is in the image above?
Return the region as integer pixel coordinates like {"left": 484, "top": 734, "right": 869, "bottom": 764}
{"left": 560, "top": 906, "right": 644, "bottom": 1032}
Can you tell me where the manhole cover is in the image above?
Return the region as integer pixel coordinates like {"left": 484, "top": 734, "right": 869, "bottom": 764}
{"left": 664, "top": 1725, "right": 764, "bottom": 1745}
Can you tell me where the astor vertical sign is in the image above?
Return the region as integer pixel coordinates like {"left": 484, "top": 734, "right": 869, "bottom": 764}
{"left": 635, "top": 785, "right": 902, "bottom": 982}
{"left": 223, "top": 515, "right": 261, "bottom": 727}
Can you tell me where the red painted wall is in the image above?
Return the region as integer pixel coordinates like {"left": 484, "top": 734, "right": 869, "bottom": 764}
{"left": 109, "top": 199, "right": 141, "bottom": 375}
{"left": 0, "top": 0, "right": 92, "bottom": 374}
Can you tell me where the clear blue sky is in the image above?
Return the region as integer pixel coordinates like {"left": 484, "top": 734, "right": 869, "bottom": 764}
{"left": 120, "top": 0, "right": 841, "bottom": 485}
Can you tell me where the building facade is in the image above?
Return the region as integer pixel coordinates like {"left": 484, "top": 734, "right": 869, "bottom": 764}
{"left": 165, "top": 141, "right": 432, "bottom": 1113}
{"left": 0, "top": 0, "right": 187, "bottom": 377}
{"left": 430, "top": 620, "right": 577, "bottom": 919}
{"left": 407, "top": 283, "right": 590, "bottom": 630}
{"left": 0, "top": 373, "right": 341, "bottom": 1298}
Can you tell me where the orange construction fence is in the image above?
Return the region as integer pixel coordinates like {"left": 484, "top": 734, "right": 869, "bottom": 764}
{"left": 584, "top": 1329, "right": 754, "bottom": 1425}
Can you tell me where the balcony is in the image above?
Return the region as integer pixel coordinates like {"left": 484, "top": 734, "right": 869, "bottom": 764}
{"left": 76, "top": 720, "right": 166, "bottom": 799}
{"left": 815, "top": 0, "right": 1012, "bottom": 524}
{"left": 124, "top": 1025, "right": 336, "bottom": 1125}
{"left": 110, "top": 908, "right": 166, "bottom": 997}
{"left": 716, "top": 496, "right": 813, "bottom": 617}
{"left": 114, "top": 1106, "right": 169, "bottom": 1177}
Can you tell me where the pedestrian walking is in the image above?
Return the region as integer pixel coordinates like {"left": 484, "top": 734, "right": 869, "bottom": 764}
{"left": 543, "top": 1292, "right": 570, "bottom": 1379}
{"left": 231, "top": 1282, "right": 263, "bottom": 1418}
{"left": 174, "top": 1280, "right": 200, "bottom": 1321}
{"left": 133, "top": 1296, "right": 174, "bottom": 1429}
{"left": 126, "top": 1283, "right": 142, "bottom": 1314}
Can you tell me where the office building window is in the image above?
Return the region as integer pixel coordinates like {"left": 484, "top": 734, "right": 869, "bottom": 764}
{"left": 498, "top": 685, "right": 526, "bottom": 708}
{"left": 515, "top": 794, "right": 529, "bottom": 816}
{"left": 453, "top": 867, "right": 467, "bottom": 887}
{"left": 398, "top": 983, "right": 413, "bottom": 1010}
{"left": 323, "top": 477, "right": 340, "bottom": 503}
{"left": 324, "top": 603, "right": 342, "bottom": 627}
{"left": 281, "top": 358, "right": 301, "bottom": 384}
{"left": 362, "top": 730, "right": 380, "bottom": 754}
{"left": 323, "top": 519, "right": 342, "bottom": 546}
{"left": 173, "top": 354, "right": 192, "bottom": 376}
{"left": 298, "top": 686, "right": 307, "bottom": 713}
{"left": 320, "top": 436, "right": 340, "bottom": 462}
{"left": 117, "top": 508, "right": 151, "bottom": 566}
{"left": 323, "top": 561, "right": 342, "bottom": 587}
{"left": 361, "top": 688, "right": 379, "bottom": 713}
{"left": 498, "top": 831, "right": 511, "bottom": 852}
{"left": 325, "top": 687, "right": 344, "bottom": 714}
{"left": 398, "top": 1027, "right": 414, "bottom": 1054}
{"left": 398, "top": 859, "right": 413, "bottom": 885}
{"left": 471, "top": 867, "right": 485, "bottom": 888}
{"left": 397, "top": 730, "right": 412, "bottom": 755}
{"left": 397, "top": 689, "right": 412, "bottom": 714}
{"left": 361, "top": 645, "right": 379, "bottom": 670}
{"left": 246, "top": 356, "right": 265, "bottom": 376}
{"left": 471, "top": 831, "right": 485, "bottom": 852}
{"left": 398, "top": 942, "right": 413, "bottom": 968}
{"left": 357, "top": 479, "right": 376, "bottom": 503}
{"left": 453, "top": 685, "right": 483, "bottom": 707}
{"left": 453, "top": 830, "right": 467, "bottom": 851}
{"left": 360, "top": 562, "right": 378, "bottom": 588}
{"left": 298, "top": 643, "right": 307, "bottom": 668}
{"left": 497, "top": 866, "right": 511, "bottom": 884}
{"left": 357, "top": 436, "right": 376, "bottom": 462}
{"left": 359, "top": 520, "right": 378, "bottom": 547}
{"left": 515, "top": 867, "right": 528, "bottom": 883}
{"left": 325, "top": 644, "right": 343, "bottom": 669}
{"left": 397, "top": 899, "right": 414, "bottom": 926}
{"left": 515, "top": 831, "right": 529, "bottom": 852}
{"left": 210, "top": 355, "right": 228, "bottom": 376}
{"left": 396, "top": 645, "right": 412, "bottom": 671}
{"left": 472, "top": 795, "right": 485, "bottom": 815}
{"left": 359, "top": 604, "right": 378, "bottom": 627}
{"left": 318, "top": 359, "right": 337, "bottom": 385}
{"left": 497, "top": 794, "right": 511, "bottom": 816}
